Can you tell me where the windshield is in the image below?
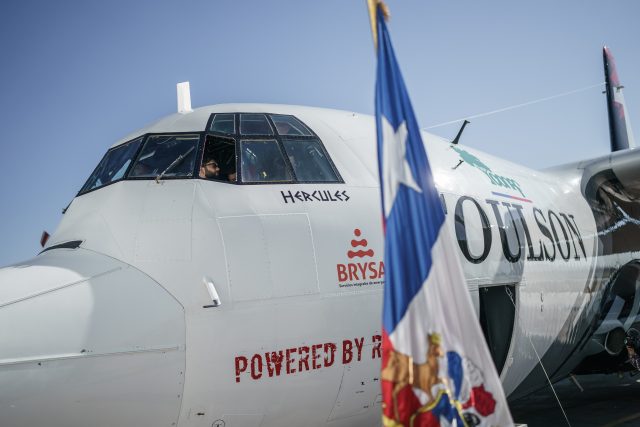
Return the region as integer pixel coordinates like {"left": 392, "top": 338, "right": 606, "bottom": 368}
{"left": 281, "top": 138, "right": 340, "bottom": 182}
{"left": 129, "top": 134, "right": 200, "bottom": 179}
{"left": 79, "top": 113, "right": 342, "bottom": 194}
{"left": 80, "top": 137, "right": 143, "bottom": 193}
{"left": 240, "top": 139, "right": 293, "bottom": 183}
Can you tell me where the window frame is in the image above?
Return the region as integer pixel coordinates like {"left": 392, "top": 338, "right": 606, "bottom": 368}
{"left": 205, "top": 112, "right": 343, "bottom": 185}
{"left": 77, "top": 112, "right": 343, "bottom": 196}
{"left": 199, "top": 134, "right": 238, "bottom": 184}
{"left": 239, "top": 138, "right": 294, "bottom": 184}
{"left": 209, "top": 113, "right": 236, "bottom": 135}
{"left": 126, "top": 132, "right": 202, "bottom": 181}
{"left": 77, "top": 136, "right": 146, "bottom": 196}
{"left": 77, "top": 132, "right": 203, "bottom": 196}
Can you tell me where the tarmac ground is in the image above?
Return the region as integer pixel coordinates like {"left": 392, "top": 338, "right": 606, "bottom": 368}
{"left": 509, "top": 373, "right": 640, "bottom": 427}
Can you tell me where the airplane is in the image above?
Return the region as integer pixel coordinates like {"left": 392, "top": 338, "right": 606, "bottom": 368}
{"left": 0, "top": 46, "right": 637, "bottom": 427}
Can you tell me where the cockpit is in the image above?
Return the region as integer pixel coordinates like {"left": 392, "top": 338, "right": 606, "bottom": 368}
{"left": 79, "top": 113, "right": 342, "bottom": 195}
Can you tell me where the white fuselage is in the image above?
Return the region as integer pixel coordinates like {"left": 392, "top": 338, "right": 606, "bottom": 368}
{"left": 0, "top": 105, "right": 617, "bottom": 427}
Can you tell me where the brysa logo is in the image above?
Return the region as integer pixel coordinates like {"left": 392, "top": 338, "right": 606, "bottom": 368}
{"left": 337, "top": 228, "right": 384, "bottom": 288}
{"left": 452, "top": 146, "right": 526, "bottom": 198}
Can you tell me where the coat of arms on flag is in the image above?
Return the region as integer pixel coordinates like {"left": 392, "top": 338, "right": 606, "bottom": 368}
{"left": 381, "top": 332, "right": 500, "bottom": 426}
{"left": 368, "top": 2, "right": 514, "bottom": 426}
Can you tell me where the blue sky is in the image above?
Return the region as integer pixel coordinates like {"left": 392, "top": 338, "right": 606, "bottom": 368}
{"left": 0, "top": 0, "right": 638, "bottom": 266}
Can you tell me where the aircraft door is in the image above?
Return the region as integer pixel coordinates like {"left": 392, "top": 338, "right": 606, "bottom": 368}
{"left": 441, "top": 192, "right": 520, "bottom": 374}
{"left": 478, "top": 284, "right": 517, "bottom": 374}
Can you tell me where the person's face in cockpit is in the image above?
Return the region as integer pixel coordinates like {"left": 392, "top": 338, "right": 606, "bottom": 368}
{"left": 201, "top": 159, "right": 220, "bottom": 179}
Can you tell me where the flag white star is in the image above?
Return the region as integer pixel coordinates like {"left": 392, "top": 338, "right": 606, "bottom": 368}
{"left": 382, "top": 117, "right": 422, "bottom": 216}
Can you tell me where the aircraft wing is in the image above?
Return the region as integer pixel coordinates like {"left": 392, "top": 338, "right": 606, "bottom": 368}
{"left": 537, "top": 47, "right": 640, "bottom": 376}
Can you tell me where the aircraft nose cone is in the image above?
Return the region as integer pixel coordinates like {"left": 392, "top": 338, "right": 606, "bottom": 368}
{"left": 0, "top": 249, "right": 185, "bottom": 427}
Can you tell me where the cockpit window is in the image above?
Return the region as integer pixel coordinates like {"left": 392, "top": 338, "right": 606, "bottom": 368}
{"left": 82, "top": 113, "right": 342, "bottom": 194}
{"left": 270, "top": 115, "right": 313, "bottom": 136}
{"left": 129, "top": 134, "right": 199, "bottom": 179}
{"left": 281, "top": 138, "right": 340, "bottom": 182}
{"left": 200, "top": 136, "right": 237, "bottom": 182}
{"left": 210, "top": 113, "right": 235, "bottom": 134}
{"left": 240, "top": 114, "right": 274, "bottom": 135}
{"left": 240, "top": 139, "right": 292, "bottom": 183}
{"left": 80, "top": 137, "right": 143, "bottom": 193}
{"left": 203, "top": 112, "right": 342, "bottom": 185}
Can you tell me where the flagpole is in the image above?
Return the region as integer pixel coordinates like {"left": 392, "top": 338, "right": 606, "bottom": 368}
{"left": 366, "top": 0, "right": 390, "bottom": 51}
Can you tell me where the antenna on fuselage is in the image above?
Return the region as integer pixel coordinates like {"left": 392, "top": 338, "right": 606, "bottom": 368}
{"left": 451, "top": 120, "right": 470, "bottom": 145}
{"left": 177, "top": 81, "right": 193, "bottom": 114}
{"left": 451, "top": 120, "right": 470, "bottom": 169}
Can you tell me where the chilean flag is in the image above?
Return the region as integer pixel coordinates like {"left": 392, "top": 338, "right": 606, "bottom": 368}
{"left": 374, "top": 6, "right": 513, "bottom": 426}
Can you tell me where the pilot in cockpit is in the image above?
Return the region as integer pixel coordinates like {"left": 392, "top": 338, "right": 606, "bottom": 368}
{"left": 199, "top": 157, "right": 221, "bottom": 179}
{"left": 200, "top": 152, "right": 237, "bottom": 182}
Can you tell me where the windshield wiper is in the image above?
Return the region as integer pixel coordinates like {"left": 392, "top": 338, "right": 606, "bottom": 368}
{"left": 155, "top": 146, "right": 195, "bottom": 183}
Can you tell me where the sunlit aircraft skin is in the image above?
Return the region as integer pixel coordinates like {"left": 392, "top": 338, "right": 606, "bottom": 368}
{"left": 1, "top": 50, "right": 638, "bottom": 426}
